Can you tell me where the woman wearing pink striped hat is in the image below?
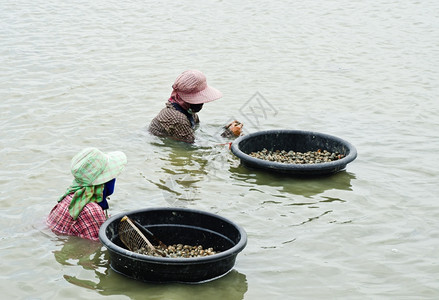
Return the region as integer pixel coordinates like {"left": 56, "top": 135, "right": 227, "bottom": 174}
{"left": 149, "top": 70, "right": 241, "bottom": 143}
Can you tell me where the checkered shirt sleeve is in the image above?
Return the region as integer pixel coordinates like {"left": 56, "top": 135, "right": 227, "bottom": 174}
{"left": 148, "top": 102, "right": 196, "bottom": 143}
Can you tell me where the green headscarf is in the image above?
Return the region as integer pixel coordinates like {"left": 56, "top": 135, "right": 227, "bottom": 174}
{"left": 58, "top": 147, "right": 127, "bottom": 220}
{"left": 59, "top": 179, "right": 105, "bottom": 220}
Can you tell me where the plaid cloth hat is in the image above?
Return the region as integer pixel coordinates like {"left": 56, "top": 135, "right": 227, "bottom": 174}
{"left": 172, "top": 70, "right": 223, "bottom": 104}
{"left": 71, "top": 147, "right": 127, "bottom": 185}
{"left": 58, "top": 147, "right": 127, "bottom": 219}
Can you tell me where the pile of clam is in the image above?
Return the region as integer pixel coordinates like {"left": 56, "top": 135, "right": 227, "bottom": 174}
{"left": 135, "top": 244, "right": 219, "bottom": 258}
{"left": 249, "top": 148, "right": 344, "bottom": 164}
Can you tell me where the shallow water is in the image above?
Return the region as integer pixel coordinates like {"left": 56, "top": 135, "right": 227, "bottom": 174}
{"left": 1, "top": 0, "right": 439, "bottom": 299}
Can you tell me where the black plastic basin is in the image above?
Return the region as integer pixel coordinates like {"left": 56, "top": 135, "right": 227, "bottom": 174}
{"left": 231, "top": 129, "right": 357, "bottom": 176}
{"left": 99, "top": 207, "right": 247, "bottom": 283}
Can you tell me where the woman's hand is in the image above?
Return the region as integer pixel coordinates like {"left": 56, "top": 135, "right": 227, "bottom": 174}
{"left": 221, "top": 120, "right": 243, "bottom": 137}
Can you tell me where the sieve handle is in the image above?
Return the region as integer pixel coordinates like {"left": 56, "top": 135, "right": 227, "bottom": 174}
{"left": 132, "top": 219, "right": 167, "bottom": 249}
{"left": 122, "top": 216, "right": 157, "bottom": 253}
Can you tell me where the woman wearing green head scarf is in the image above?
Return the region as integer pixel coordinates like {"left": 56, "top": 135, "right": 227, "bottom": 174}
{"left": 47, "top": 147, "right": 127, "bottom": 241}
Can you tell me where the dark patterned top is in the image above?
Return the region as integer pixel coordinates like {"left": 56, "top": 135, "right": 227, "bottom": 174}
{"left": 149, "top": 102, "right": 199, "bottom": 143}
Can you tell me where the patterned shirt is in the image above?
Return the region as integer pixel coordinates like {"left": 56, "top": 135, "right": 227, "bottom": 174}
{"left": 149, "top": 102, "right": 199, "bottom": 143}
{"left": 46, "top": 194, "right": 106, "bottom": 241}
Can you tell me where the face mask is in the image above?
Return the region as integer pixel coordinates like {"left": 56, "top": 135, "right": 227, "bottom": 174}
{"left": 99, "top": 178, "right": 116, "bottom": 210}
{"left": 188, "top": 103, "right": 203, "bottom": 113}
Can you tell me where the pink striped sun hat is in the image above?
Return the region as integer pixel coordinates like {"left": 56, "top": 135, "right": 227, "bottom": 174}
{"left": 172, "top": 70, "right": 223, "bottom": 104}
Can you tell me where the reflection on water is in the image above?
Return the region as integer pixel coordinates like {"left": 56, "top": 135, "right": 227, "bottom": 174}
{"left": 229, "top": 164, "right": 356, "bottom": 197}
{"left": 54, "top": 236, "right": 248, "bottom": 300}
{"left": 145, "top": 136, "right": 233, "bottom": 206}
{"left": 143, "top": 139, "right": 203, "bottom": 205}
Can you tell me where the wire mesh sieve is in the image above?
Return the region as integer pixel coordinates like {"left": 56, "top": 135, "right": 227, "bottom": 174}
{"left": 118, "top": 216, "right": 165, "bottom": 256}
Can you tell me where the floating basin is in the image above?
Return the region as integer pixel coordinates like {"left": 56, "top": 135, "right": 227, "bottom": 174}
{"left": 99, "top": 207, "right": 247, "bottom": 283}
{"left": 230, "top": 129, "right": 357, "bottom": 176}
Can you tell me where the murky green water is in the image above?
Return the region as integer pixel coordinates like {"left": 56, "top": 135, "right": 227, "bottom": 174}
{"left": 1, "top": 0, "right": 438, "bottom": 299}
